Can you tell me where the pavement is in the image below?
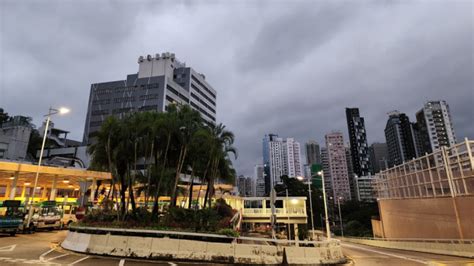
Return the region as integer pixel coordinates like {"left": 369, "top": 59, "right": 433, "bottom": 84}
{"left": 0, "top": 230, "right": 225, "bottom": 265}
{"left": 339, "top": 241, "right": 474, "bottom": 266}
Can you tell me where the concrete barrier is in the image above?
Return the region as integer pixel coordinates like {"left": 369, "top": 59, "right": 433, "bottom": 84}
{"left": 342, "top": 237, "right": 474, "bottom": 258}
{"left": 62, "top": 227, "right": 345, "bottom": 265}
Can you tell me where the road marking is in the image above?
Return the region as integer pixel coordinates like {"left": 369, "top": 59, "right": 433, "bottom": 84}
{"left": 168, "top": 263, "right": 177, "bottom": 266}
{"left": 0, "top": 244, "right": 16, "bottom": 252}
{"left": 39, "top": 248, "right": 56, "bottom": 261}
{"left": 341, "top": 243, "right": 428, "bottom": 264}
{"left": 68, "top": 256, "right": 90, "bottom": 265}
{"left": 47, "top": 253, "right": 69, "bottom": 261}
{"left": 119, "top": 259, "right": 125, "bottom": 266}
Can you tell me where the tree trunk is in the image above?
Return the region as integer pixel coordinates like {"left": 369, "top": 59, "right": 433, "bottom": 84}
{"left": 145, "top": 141, "right": 154, "bottom": 208}
{"left": 187, "top": 162, "right": 195, "bottom": 209}
{"left": 171, "top": 145, "right": 187, "bottom": 207}
{"left": 152, "top": 134, "right": 171, "bottom": 216}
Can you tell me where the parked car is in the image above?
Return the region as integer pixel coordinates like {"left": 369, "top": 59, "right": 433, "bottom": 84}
{"left": 58, "top": 203, "right": 78, "bottom": 228}
{"left": 20, "top": 201, "right": 61, "bottom": 232}
{"left": 0, "top": 200, "right": 24, "bottom": 236}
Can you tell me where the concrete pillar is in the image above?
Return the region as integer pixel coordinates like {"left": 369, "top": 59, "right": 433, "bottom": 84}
{"left": 21, "top": 186, "right": 26, "bottom": 198}
{"left": 49, "top": 176, "right": 58, "bottom": 200}
{"left": 9, "top": 172, "right": 19, "bottom": 200}
{"left": 41, "top": 186, "right": 47, "bottom": 200}
{"left": 294, "top": 224, "right": 300, "bottom": 247}
{"left": 90, "top": 178, "right": 97, "bottom": 204}
{"left": 5, "top": 183, "right": 10, "bottom": 199}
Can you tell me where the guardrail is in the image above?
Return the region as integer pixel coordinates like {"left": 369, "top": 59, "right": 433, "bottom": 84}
{"left": 69, "top": 225, "right": 334, "bottom": 247}
{"left": 344, "top": 236, "right": 474, "bottom": 244}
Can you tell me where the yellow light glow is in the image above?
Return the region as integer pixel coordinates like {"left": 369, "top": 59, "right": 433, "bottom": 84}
{"left": 68, "top": 185, "right": 73, "bottom": 188}
{"left": 291, "top": 199, "right": 299, "bottom": 204}
{"left": 24, "top": 182, "right": 31, "bottom": 186}
{"left": 62, "top": 180, "right": 70, "bottom": 184}
{"left": 8, "top": 176, "right": 14, "bottom": 180}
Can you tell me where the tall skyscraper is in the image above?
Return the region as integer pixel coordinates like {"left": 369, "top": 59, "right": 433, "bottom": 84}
{"left": 320, "top": 147, "right": 333, "bottom": 199}
{"left": 254, "top": 164, "right": 266, "bottom": 197}
{"left": 262, "top": 134, "right": 303, "bottom": 195}
{"left": 416, "top": 100, "right": 456, "bottom": 154}
{"left": 345, "top": 108, "right": 371, "bottom": 177}
{"left": 325, "top": 131, "right": 351, "bottom": 203}
{"left": 83, "top": 52, "right": 217, "bottom": 144}
{"left": 305, "top": 140, "right": 321, "bottom": 165}
{"left": 384, "top": 111, "right": 421, "bottom": 166}
{"left": 345, "top": 145, "right": 356, "bottom": 201}
{"left": 369, "top": 142, "right": 389, "bottom": 174}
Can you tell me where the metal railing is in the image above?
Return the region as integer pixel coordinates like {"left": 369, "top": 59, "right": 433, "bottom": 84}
{"left": 374, "top": 139, "right": 474, "bottom": 200}
{"left": 341, "top": 236, "right": 474, "bottom": 245}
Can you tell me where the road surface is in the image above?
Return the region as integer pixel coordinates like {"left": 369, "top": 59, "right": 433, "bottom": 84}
{"left": 0, "top": 230, "right": 224, "bottom": 265}
{"left": 340, "top": 241, "right": 474, "bottom": 266}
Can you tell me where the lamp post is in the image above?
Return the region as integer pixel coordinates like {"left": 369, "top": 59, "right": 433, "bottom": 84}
{"left": 26, "top": 107, "right": 70, "bottom": 229}
{"left": 297, "top": 176, "right": 315, "bottom": 240}
{"left": 318, "top": 171, "right": 331, "bottom": 239}
{"left": 337, "top": 197, "right": 344, "bottom": 238}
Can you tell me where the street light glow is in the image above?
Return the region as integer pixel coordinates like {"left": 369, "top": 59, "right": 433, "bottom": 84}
{"left": 296, "top": 176, "right": 304, "bottom": 181}
{"left": 317, "top": 171, "right": 323, "bottom": 175}
{"left": 58, "top": 107, "right": 70, "bottom": 114}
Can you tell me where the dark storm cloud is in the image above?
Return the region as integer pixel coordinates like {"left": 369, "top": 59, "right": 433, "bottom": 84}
{"left": 1, "top": 0, "right": 472, "bottom": 176}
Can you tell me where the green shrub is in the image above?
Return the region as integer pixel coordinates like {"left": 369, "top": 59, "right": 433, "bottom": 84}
{"left": 217, "top": 228, "right": 240, "bottom": 237}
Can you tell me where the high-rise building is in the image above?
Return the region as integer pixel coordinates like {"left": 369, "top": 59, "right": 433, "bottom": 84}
{"left": 0, "top": 116, "right": 32, "bottom": 161}
{"left": 262, "top": 135, "right": 303, "bottom": 195}
{"left": 320, "top": 147, "right": 332, "bottom": 198}
{"left": 305, "top": 140, "right": 321, "bottom": 165}
{"left": 416, "top": 100, "right": 456, "bottom": 154}
{"left": 325, "top": 131, "right": 351, "bottom": 203}
{"left": 254, "top": 164, "right": 266, "bottom": 197}
{"left": 83, "top": 52, "right": 217, "bottom": 144}
{"left": 355, "top": 175, "right": 376, "bottom": 202}
{"left": 345, "top": 145, "right": 357, "bottom": 201}
{"left": 384, "top": 111, "right": 421, "bottom": 166}
{"left": 345, "top": 108, "right": 371, "bottom": 177}
{"left": 369, "top": 142, "right": 389, "bottom": 174}
{"left": 237, "top": 175, "right": 255, "bottom": 197}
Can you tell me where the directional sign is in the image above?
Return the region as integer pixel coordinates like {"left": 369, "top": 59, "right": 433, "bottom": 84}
{"left": 75, "top": 207, "right": 86, "bottom": 220}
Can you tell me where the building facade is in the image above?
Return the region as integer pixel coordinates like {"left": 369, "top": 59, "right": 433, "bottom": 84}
{"left": 254, "top": 164, "right": 266, "bottom": 197}
{"left": 355, "top": 175, "right": 376, "bottom": 202}
{"left": 262, "top": 135, "right": 303, "bottom": 195}
{"left": 345, "top": 108, "right": 371, "bottom": 177}
{"left": 320, "top": 147, "right": 333, "bottom": 199}
{"left": 369, "top": 142, "right": 389, "bottom": 174}
{"left": 237, "top": 175, "right": 255, "bottom": 197}
{"left": 384, "top": 111, "right": 421, "bottom": 166}
{"left": 416, "top": 100, "right": 456, "bottom": 154}
{"left": 325, "top": 132, "right": 351, "bottom": 203}
{"left": 83, "top": 52, "right": 217, "bottom": 144}
{"left": 0, "top": 116, "right": 32, "bottom": 161}
{"left": 305, "top": 140, "right": 321, "bottom": 165}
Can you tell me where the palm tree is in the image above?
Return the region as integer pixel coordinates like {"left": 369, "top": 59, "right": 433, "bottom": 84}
{"left": 203, "top": 123, "right": 237, "bottom": 208}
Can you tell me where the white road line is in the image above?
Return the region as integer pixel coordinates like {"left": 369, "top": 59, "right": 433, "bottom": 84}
{"left": 68, "top": 255, "right": 90, "bottom": 265}
{"left": 119, "top": 259, "right": 125, "bottom": 266}
{"left": 39, "top": 248, "right": 56, "bottom": 261}
{"left": 168, "top": 262, "right": 177, "bottom": 266}
{"left": 341, "top": 243, "right": 428, "bottom": 265}
{"left": 0, "top": 244, "right": 17, "bottom": 252}
{"left": 47, "top": 253, "right": 69, "bottom": 261}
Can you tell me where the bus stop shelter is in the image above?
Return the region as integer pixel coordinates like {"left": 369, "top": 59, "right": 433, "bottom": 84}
{"left": 0, "top": 160, "right": 111, "bottom": 204}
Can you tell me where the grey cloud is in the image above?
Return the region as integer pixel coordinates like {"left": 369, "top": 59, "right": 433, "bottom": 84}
{"left": 1, "top": 0, "right": 472, "bottom": 177}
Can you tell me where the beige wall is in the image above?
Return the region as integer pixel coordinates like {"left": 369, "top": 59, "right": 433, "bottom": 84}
{"left": 378, "top": 196, "right": 474, "bottom": 239}
{"left": 371, "top": 219, "right": 384, "bottom": 238}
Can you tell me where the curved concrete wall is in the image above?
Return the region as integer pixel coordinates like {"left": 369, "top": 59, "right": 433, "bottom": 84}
{"left": 62, "top": 230, "right": 344, "bottom": 265}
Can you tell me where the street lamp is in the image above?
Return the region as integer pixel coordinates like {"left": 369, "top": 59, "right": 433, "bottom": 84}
{"left": 296, "top": 175, "right": 315, "bottom": 240}
{"left": 26, "top": 107, "right": 70, "bottom": 229}
{"left": 337, "top": 196, "right": 344, "bottom": 238}
{"left": 317, "top": 171, "right": 331, "bottom": 239}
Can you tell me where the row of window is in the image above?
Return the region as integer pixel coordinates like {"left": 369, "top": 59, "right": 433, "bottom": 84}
{"left": 94, "top": 83, "right": 160, "bottom": 96}
{"left": 166, "top": 85, "right": 189, "bottom": 103}
{"left": 191, "top": 75, "right": 216, "bottom": 99}
{"left": 190, "top": 93, "right": 216, "bottom": 114}
{"left": 191, "top": 83, "right": 216, "bottom": 106}
{"left": 190, "top": 101, "right": 215, "bottom": 121}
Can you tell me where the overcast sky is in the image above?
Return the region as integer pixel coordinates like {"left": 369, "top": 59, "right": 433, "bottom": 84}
{"left": 1, "top": 0, "right": 473, "bottom": 176}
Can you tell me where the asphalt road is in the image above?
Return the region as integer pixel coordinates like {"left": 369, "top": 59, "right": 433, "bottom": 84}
{"left": 339, "top": 241, "right": 474, "bottom": 266}
{"left": 0, "top": 230, "right": 225, "bottom": 265}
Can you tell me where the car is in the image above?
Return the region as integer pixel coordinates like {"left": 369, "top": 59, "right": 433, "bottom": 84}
{"left": 20, "top": 201, "right": 62, "bottom": 232}
{"left": 0, "top": 200, "right": 24, "bottom": 236}
{"left": 58, "top": 203, "right": 78, "bottom": 228}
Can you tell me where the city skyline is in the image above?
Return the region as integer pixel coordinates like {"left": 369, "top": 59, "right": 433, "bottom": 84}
{"left": 1, "top": 1, "right": 472, "bottom": 176}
